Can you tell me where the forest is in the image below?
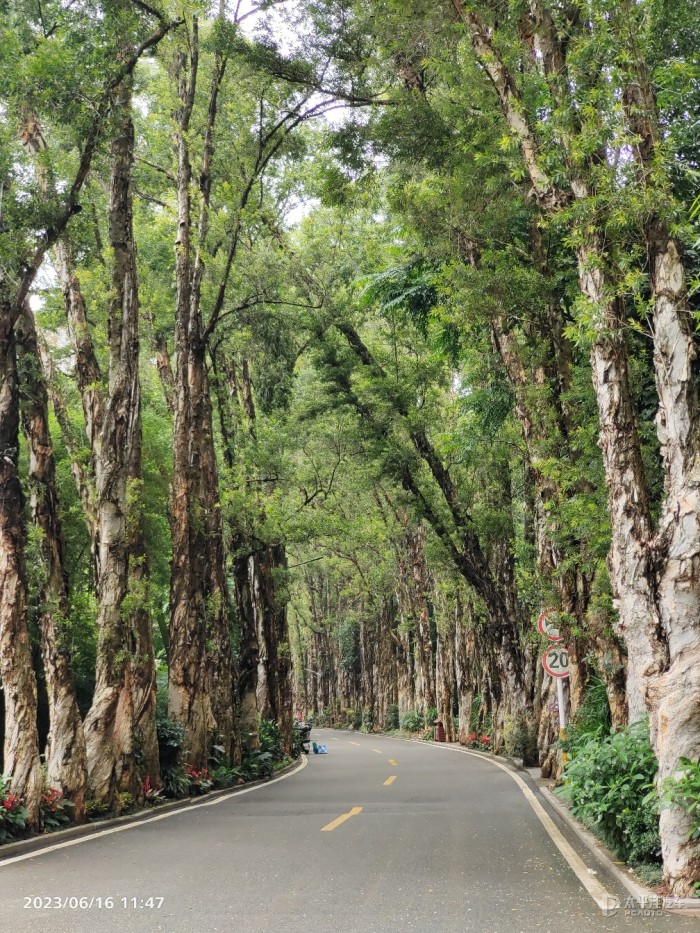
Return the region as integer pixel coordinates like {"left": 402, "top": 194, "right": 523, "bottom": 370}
{"left": 1, "top": 0, "right": 700, "bottom": 898}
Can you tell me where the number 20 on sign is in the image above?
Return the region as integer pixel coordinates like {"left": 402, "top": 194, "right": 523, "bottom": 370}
{"left": 541, "top": 645, "right": 570, "bottom": 679}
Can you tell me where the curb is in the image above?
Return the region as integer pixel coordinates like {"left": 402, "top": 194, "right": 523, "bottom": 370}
{"left": 0, "top": 757, "right": 304, "bottom": 862}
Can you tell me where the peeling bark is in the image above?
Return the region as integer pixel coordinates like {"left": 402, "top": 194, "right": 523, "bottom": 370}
{"left": 17, "top": 303, "right": 88, "bottom": 818}
{"left": 0, "top": 311, "right": 43, "bottom": 823}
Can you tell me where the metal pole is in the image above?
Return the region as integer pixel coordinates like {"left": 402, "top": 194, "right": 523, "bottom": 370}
{"left": 556, "top": 677, "right": 567, "bottom": 733}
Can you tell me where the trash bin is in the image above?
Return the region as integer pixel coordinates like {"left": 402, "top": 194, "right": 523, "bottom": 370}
{"left": 434, "top": 720, "right": 446, "bottom": 742}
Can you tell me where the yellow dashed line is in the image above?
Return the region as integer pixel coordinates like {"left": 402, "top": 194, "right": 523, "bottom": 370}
{"left": 321, "top": 807, "right": 363, "bottom": 832}
{"left": 350, "top": 741, "right": 361, "bottom": 746}
{"left": 372, "top": 748, "right": 383, "bottom": 754}
{"left": 388, "top": 759, "right": 397, "bottom": 766}
{"left": 383, "top": 775, "right": 397, "bottom": 786}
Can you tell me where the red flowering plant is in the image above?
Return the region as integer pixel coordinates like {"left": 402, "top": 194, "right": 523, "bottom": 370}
{"left": 143, "top": 775, "right": 164, "bottom": 805}
{"left": 0, "top": 775, "right": 28, "bottom": 842}
{"left": 184, "top": 765, "right": 214, "bottom": 795}
{"left": 40, "top": 785, "right": 74, "bottom": 831}
{"left": 465, "top": 732, "right": 492, "bottom": 750}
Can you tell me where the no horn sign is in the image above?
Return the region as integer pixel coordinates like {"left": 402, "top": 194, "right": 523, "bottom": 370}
{"left": 536, "top": 608, "right": 563, "bottom": 642}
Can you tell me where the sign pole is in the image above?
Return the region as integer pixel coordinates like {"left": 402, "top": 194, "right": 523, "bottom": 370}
{"left": 556, "top": 676, "right": 567, "bottom": 733}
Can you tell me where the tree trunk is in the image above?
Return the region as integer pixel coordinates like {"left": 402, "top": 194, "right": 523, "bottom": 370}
{"left": 436, "top": 618, "right": 457, "bottom": 743}
{"left": 17, "top": 303, "right": 88, "bottom": 818}
{"left": 234, "top": 555, "right": 260, "bottom": 750}
{"left": 407, "top": 526, "right": 436, "bottom": 712}
{"left": 83, "top": 83, "right": 146, "bottom": 806}
{"left": 0, "top": 312, "right": 43, "bottom": 823}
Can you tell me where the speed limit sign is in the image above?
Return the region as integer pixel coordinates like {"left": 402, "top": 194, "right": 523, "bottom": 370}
{"left": 542, "top": 645, "right": 570, "bottom": 679}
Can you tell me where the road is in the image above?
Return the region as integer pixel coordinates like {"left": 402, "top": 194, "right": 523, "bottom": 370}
{"left": 0, "top": 729, "right": 697, "bottom": 932}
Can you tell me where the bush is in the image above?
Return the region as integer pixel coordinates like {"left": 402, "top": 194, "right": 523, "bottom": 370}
{"left": 384, "top": 704, "right": 400, "bottom": 731}
{"left": 426, "top": 706, "right": 437, "bottom": 726}
{"left": 184, "top": 766, "right": 213, "bottom": 795}
{"left": 503, "top": 714, "right": 537, "bottom": 764}
{"left": 561, "top": 675, "right": 612, "bottom": 756}
{"left": 258, "top": 719, "right": 284, "bottom": 760}
{"left": 465, "top": 732, "right": 491, "bottom": 750}
{"left": 40, "top": 786, "right": 74, "bottom": 830}
{"left": 662, "top": 756, "right": 700, "bottom": 841}
{"left": 156, "top": 717, "right": 189, "bottom": 798}
{"left": 400, "top": 710, "right": 423, "bottom": 732}
{"left": 0, "top": 776, "right": 28, "bottom": 842}
{"left": 211, "top": 765, "right": 242, "bottom": 789}
{"left": 560, "top": 720, "right": 660, "bottom": 863}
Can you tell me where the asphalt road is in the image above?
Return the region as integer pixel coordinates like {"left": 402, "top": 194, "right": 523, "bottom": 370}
{"left": 0, "top": 729, "right": 697, "bottom": 933}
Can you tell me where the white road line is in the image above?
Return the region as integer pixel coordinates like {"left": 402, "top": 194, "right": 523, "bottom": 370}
{"left": 0, "top": 757, "right": 307, "bottom": 868}
{"left": 385, "top": 738, "right": 616, "bottom": 914}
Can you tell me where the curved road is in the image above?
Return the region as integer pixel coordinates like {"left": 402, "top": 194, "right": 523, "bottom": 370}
{"left": 0, "top": 729, "right": 696, "bottom": 932}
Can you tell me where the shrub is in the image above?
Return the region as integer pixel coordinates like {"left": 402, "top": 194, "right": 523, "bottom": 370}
{"left": 85, "top": 799, "right": 110, "bottom": 820}
{"left": 465, "top": 732, "right": 491, "bottom": 749}
{"left": 426, "top": 706, "right": 437, "bottom": 726}
{"left": 157, "top": 716, "right": 189, "bottom": 798}
{"left": 0, "top": 776, "right": 28, "bottom": 842}
{"left": 662, "top": 756, "right": 700, "bottom": 842}
{"left": 185, "top": 766, "right": 213, "bottom": 795}
{"left": 503, "top": 714, "right": 537, "bottom": 764}
{"left": 40, "top": 787, "right": 74, "bottom": 830}
{"left": 384, "top": 704, "right": 400, "bottom": 731}
{"left": 400, "top": 710, "right": 423, "bottom": 732}
{"left": 143, "top": 776, "right": 164, "bottom": 805}
{"left": 560, "top": 720, "right": 660, "bottom": 863}
{"left": 211, "top": 765, "right": 242, "bottom": 789}
{"left": 561, "top": 675, "right": 612, "bottom": 756}
{"left": 258, "top": 719, "right": 284, "bottom": 760}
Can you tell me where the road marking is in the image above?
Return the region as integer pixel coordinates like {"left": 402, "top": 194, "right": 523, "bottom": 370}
{"left": 0, "top": 757, "right": 308, "bottom": 868}
{"left": 350, "top": 741, "right": 361, "bottom": 746}
{"left": 372, "top": 748, "right": 383, "bottom": 754}
{"left": 390, "top": 738, "right": 616, "bottom": 915}
{"left": 383, "top": 775, "right": 397, "bottom": 786}
{"left": 388, "top": 758, "right": 397, "bottom": 766}
{"left": 321, "top": 806, "right": 363, "bottom": 832}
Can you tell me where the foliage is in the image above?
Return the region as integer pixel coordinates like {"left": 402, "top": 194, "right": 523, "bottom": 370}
{"left": 400, "top": 710, "right": 424, "bottom": 732}
{"left": 560, "top": 722, "right": 660, "bottom": 864}
{"left": 210, "top": 765, "right": 242, "bottom": 789}
{"left": 184, "top": 766, "right": 214, "bottom": 796}
{"left": 465, "top": 733, "right": 492, "bottom": 750}
{"left": 0, "top": 776, "right": 28, "bottom": 842}
{"left": 384, "top": 704, "right": 400, "bottom": 731}
{"left": 502, "top": 715, "right": 537, "bottom": 764}
{"left": 156, "top": 717, "right": 188, "bottom": 799}
{"left": 257, "top": 719, "right": 284, "bottom": 761}
{"left": 561, "top": 676, "right": 612, "bottom": 756}
{"left": 662, "top": 757, "right": 700, "bottom": 842}
{"left": 85, "top": 799, "right": 110, "bottom": 821}
{"left": 40, "top": 787, "right": 74, "bottom": 830}
{"left": 142, "top": 776, "right": 164, "bottom": 805}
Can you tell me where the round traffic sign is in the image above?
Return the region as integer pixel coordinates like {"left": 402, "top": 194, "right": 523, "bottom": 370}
{"left": 542, "top": 645, "right": 570, "bottom": 679}
{"left": 537, "top": 608, "right": 563, "bottom": 642}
